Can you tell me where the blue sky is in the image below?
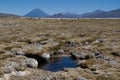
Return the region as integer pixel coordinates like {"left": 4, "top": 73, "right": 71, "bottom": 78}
{"left": 0, "top": 0, "right": 120, "bottom": 15}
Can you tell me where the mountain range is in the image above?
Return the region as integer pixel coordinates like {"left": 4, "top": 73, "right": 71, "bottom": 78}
{"left": 80, "top": 9, "right": 120, "bottom": 18}
{"left": 0, "top": 8, "right": 120, "bottom": 18}
{"left": 0, "top": 13, "right": 20, "bottom": 17}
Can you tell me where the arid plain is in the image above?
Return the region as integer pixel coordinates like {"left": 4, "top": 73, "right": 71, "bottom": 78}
{"left": 0, "top": 18, "right": 120, "bottom": 80}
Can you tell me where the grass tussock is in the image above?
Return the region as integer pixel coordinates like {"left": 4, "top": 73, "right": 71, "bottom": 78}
{"left": 0, "top": 54, "right": 15, "bottom": 60}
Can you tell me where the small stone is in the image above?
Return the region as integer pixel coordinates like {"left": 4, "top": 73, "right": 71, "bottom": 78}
{"left": 65, "top": 41, "right": 79, "bottom": 47}
{"left": 108, "top": 61, "right": 117, "bottom": 65}
{"left": 76, "top": 60, "right": 89, "bottom": 68}
{"left": 90, "top": 67, "right": 97, "bottom": 71}
{"left": 16, "top": 51, "right": 25, "bottom": 55}
{"left": 57, "top": 49, "right": 65, "bottom": 54}
{"left": 85, "top": 42, "right": 90, "bottom": 45}
{"left": 92, "top": 70, "right": 100, "bottom": 74}
{"left": 10, "top": 71, "right": 17, "bottom": 76}
{"left": 79, "top": 33, "right": 85, "bottom": 37}
{"left": 53, "top": 49, "right": 65, "bottom": 55}
{"left": 93, "top": 51, "right": 101, "bottom": 56}
{"left": 16, "top": 71, "right": 30, "bottom": 76}
{"left": 4, "top": 74, "right": 11, "bottom": 80}
{"left": 26, "top": 58, "right": 38, "bottom": 68}
{"left": 41, "top": 53, "right": 50, "bottom": 61}
{"left": 84, "top": 53, "right": 95, "bottom": 59}
{"left": 79, "top": 55, "right": 85, "bottom": 60}
{"left": 96, "top": 38, "right": 103, "bottom": 43}
{"left": 71, "top": 52, "right": 80, "bottom": 60}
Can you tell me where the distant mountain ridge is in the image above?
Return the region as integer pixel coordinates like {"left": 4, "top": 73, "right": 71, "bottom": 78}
{"left": 80, "top": 9, "right": 120, "bottom": 18}
{"left": 50, "top": 9, "right": 120, "bottom": 18}
{"left": 80, "top": 10, "right": 106, "bottom": 17}
{"left": 0, "top": 13, "right": 20, "bottom": 17}
{"left": 24, "top": 8, "right": 49, "bottom": 18}
{"left": 0, "top": 8, "right": 120, "bottom": 18}
{"left": 49, "top": 13, "right": 69, "bottom": 18}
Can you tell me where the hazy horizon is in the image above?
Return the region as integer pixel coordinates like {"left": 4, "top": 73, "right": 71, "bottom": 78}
{"left": 0, "top": 0, "right": 120, "bottom": 16}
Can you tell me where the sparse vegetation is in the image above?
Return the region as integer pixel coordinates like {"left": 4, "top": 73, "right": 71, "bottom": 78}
{"left": 0, "top": 54, "right": 14, "bottom": 60}
{"left": 49, "top": 43, "right": 63, "bottom": 51}
{"left": 0, "top": 18, "right": 120, "bottom": 80}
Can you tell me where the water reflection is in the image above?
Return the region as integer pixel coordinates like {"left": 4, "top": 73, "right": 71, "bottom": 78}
{"left": 39, "top": 56, "right": 77, "bottom": 72}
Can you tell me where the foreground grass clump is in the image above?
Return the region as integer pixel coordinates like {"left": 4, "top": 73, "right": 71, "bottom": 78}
{"left": 0, "top": 54, "right": 15, "bottom": 60}
{"left": 49, "top": 43, "right": 64, "bottom": 51}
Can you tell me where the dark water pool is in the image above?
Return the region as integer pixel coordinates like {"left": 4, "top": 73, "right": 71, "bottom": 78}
{"left": 39, "top": 56, "right": 77, "bottom": 72}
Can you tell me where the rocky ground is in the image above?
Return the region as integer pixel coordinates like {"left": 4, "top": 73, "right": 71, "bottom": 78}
{"left": 0, "top": 18, "right": 120, "bottom": 80}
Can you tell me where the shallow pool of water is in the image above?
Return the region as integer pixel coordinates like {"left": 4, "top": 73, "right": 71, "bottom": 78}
{"left": 39, "top": 56, "right": 77, "bottom": 72}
